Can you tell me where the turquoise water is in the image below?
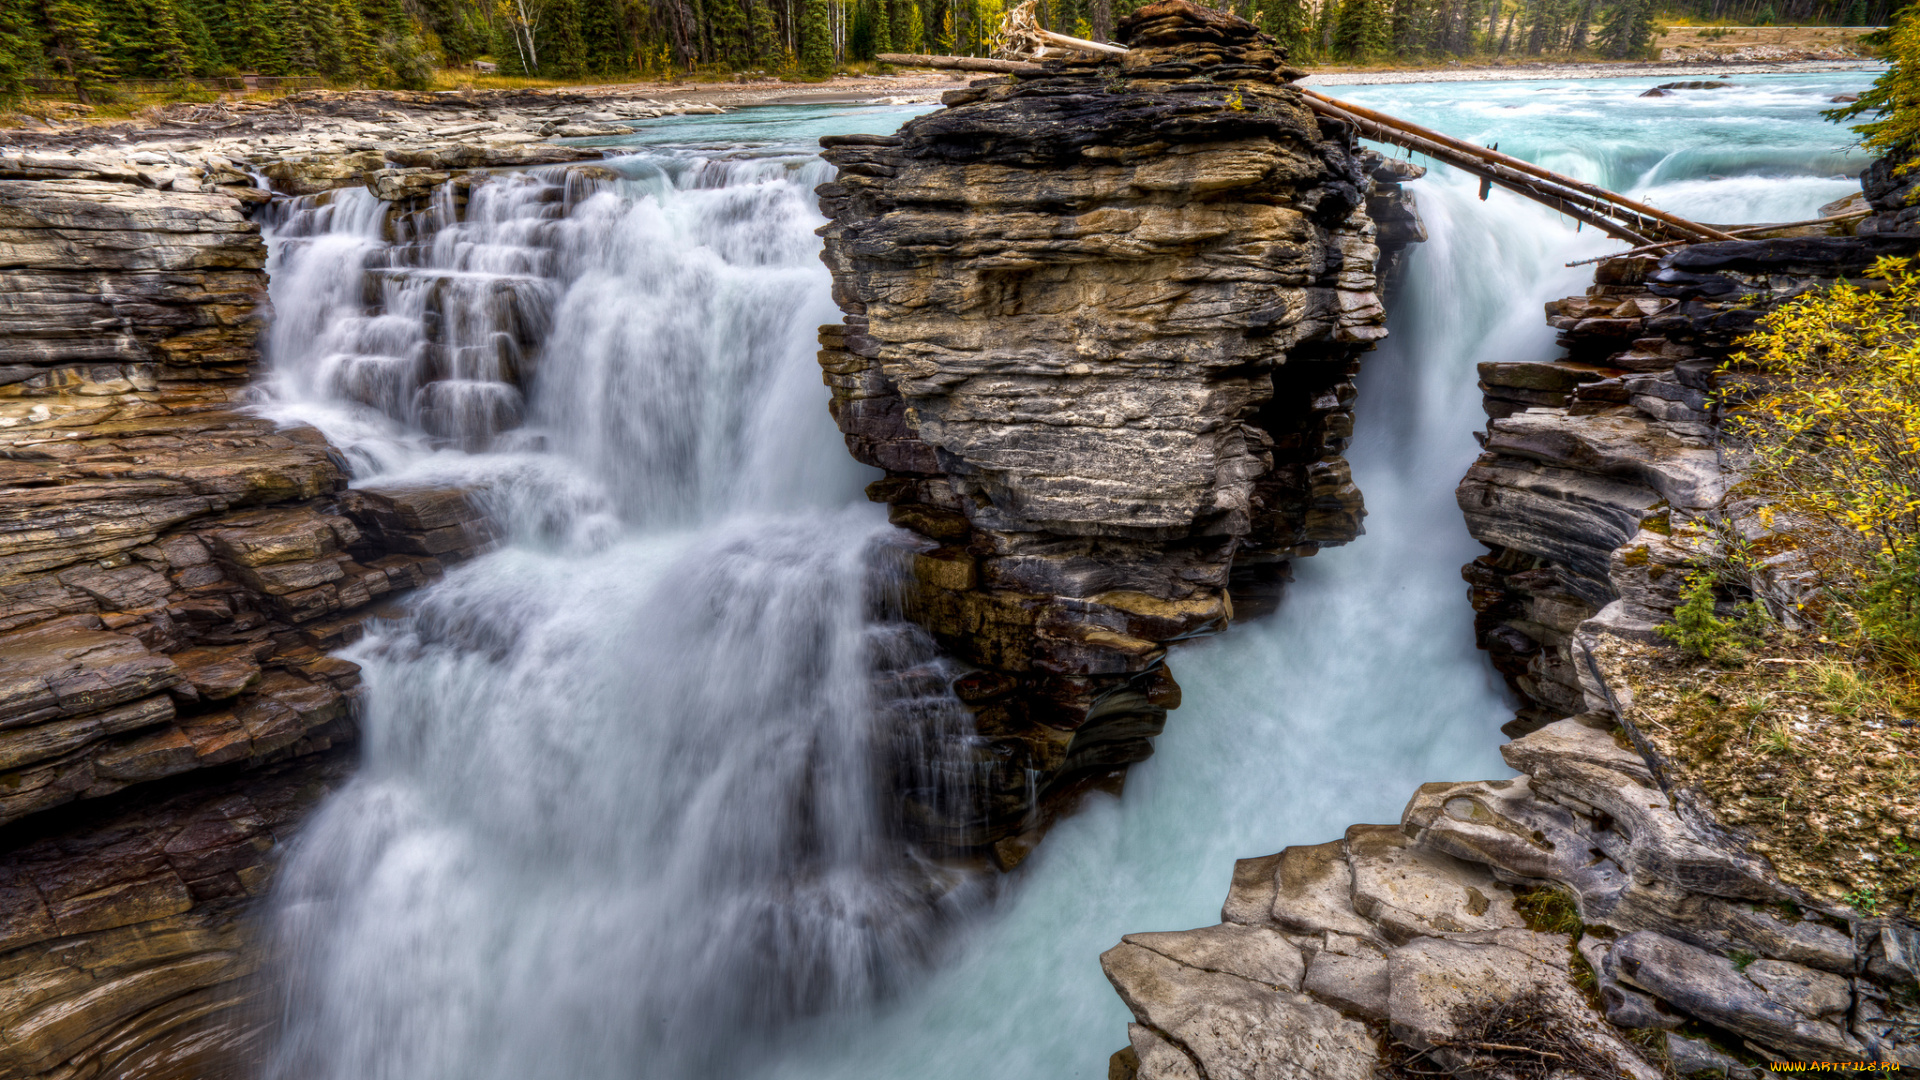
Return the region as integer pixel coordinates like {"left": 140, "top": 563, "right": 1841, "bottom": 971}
{"left": 1329, "top": 71, "right": 1877, "bottom": 220}
{"left": 567, "top": 100, "right": 941, "bottom": 148}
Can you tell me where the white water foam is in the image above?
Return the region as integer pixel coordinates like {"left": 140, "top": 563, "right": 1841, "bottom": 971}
{"left": 256, "top": 147, "right": 982, "bottom": 1080}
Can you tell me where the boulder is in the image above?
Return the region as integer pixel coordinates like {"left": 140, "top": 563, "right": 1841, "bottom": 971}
{"left": 1102, "top": 940, "right": 1377, "bottom": 1080}
{"left": 1610, "top": 931, "right": 1866, "bottom": 1061}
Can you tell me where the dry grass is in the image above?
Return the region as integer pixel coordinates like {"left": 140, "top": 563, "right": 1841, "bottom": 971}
{"left": 1597, "top": 632, "right": 1920, "bottom": 916}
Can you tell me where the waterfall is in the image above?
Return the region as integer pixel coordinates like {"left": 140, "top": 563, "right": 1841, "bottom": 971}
{"left": 255, "top": 141, "right": 983, "bottom": 1080}
{"left": 740, "top": 71, "right": 1878, "bottom": 1080}
{"left": 253, "top": 73, "right": 1876, "bottom": 1080}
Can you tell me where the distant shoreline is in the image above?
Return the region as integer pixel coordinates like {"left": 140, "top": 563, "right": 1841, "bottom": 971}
{"left": 659, "top": 57, "right": 1886, "bottom": 109}
{"left": 0, "top": 57, "right": 1882, "bottom": 143}
{"left": 1300, "top": 57, "right": 1884, "bottom": 85}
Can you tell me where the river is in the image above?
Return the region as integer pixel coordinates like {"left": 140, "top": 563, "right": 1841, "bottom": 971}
{"left": 251, "top": 69, "right": 1876, "bottom": 1080}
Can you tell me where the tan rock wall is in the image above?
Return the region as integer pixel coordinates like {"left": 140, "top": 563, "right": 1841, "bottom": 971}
{"left": 814, "top": 1, "right": 1422, "bottom": 857}
{"left": 0, "top": 171, "right": 488, "bottom": 1080}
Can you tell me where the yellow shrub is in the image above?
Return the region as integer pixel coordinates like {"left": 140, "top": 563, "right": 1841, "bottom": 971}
{"left": 1727, "top": 256, "right": 1920, "bottom": 569}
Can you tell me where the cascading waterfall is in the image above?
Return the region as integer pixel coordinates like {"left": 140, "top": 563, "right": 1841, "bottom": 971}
{"left": 253, "top": 74, "right": 1877, "bottom": 1080}
{"left": 255, "top": 139, "right": 983, "bottom": 1080}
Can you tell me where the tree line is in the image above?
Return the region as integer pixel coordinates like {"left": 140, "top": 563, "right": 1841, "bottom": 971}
{"left": 0, "top": 0, "right": 1895, "bottom": 105}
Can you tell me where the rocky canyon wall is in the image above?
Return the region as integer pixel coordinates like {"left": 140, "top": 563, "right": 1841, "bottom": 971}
{"left": 814, "top": 0, "right": 1423, "bottom": 861}
{"left": 1101, "top": 212, "right": 1920, "bottom": 1076}
{"left": 0, "top": 155, "right": 492, "bottom": 1080}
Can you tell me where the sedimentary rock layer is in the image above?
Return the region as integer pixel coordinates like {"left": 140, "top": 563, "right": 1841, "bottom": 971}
{"left": 0, "top": 170, "right": 489, "bottom": 1080}
{"left": 1465, "top": 236, "right": 1913, "bottom": 731}
{"left": 1105, "top": 223, "right": 1920, "bottom": 1078}
{"left": 815, "top": 0, "right": 1422, "bottom": 856}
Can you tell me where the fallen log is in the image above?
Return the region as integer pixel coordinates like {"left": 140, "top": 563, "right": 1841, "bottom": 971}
{"left": 876, "top": 53, "right": 1045, "bottom": 74}
{"left": 1029, "top": 27, "right": 1127, "bottom": 54}
{"left": 1563, "top": 209, "right": 1874, "bottom": 266}
{"left": 1309, "top": 96, "right": 1654, "bottom": 245}
{"left": 1297, "top": 87, "right": 1738, "bottom": 243}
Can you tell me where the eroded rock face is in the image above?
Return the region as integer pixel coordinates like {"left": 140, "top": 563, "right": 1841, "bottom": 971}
{"left": 1448, "top": 232, "right": 1920, "bottom": 1070}
{"left": 1859, "top": 148, "right": 1920, "bottom": 240}
{"left": 1105, "top": 221, "right": 1920, "bottom": 1078}
{"left": 0, "top": 751, "right": 352, "bottom": 1080}
{"left": 0, "top": 171, "right": 490, "bottom": 1080}
{"left": 1100, "top": 710, "right": 1910, "bottom": 1078}
{"left": 1462, "top": 239, "right": 1911, "bottom": 733}
{"left": 814, "top": 0, "right": 1422, "bottom": 856}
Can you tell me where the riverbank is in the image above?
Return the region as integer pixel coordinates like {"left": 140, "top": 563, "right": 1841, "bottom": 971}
{"left": 0, "top": 54, "right": 1886, "bottom": 145}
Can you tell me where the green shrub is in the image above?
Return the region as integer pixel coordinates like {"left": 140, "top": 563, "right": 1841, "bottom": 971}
{"left": 1660, "top": 573, "right": 1766, "bottom": 664}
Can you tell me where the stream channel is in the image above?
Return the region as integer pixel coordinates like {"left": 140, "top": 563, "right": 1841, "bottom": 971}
{"left": 251, "top": 70, "right": 1876, "bottom": 1080}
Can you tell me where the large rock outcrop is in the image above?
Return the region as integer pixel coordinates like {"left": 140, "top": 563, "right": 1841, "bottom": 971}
{"left": 1466, "top": 236, "right": 1919, "bottom": 732}
{"left": 814, "top": 0, "right": 1422, "bottom": 858}
{"left": 0, "top": 166, "right": 489, "bottom": 1080}
{"left": 1101, "top": 709, "right": 1912, "bottom": 1079}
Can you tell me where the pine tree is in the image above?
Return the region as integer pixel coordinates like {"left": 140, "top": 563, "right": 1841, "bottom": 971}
{"left": 1592, "top": 0, "right": 1652, "bottom": 58}
{"left": 799, "top": 0, "right": 830, "bottom": 72}
{"left": 236, "top": 0, "right": 291, "bottom": 72}
{"left": 709, "top": 0, "right": 749, "bottom": 65}
{"left": 1522, "top": 0, "right": 1567, "bottom": 54}
{"left": 333, "top": 0, "right": 383, "bottom": 78}
{"left": 1386, "top": 0, "right": 1421, "bottom": 56}
{"left": 0, "top": 0, "right": 32, "bottom": 105}
{"left": 871, "top": 0, "right": 892, "bottom": 55}
{"left": 174, "top": 1, "right": 225, "bottom": 74}
{"left": 1332, "top": 0, "right": 1388, "bottom": 58}
{"left": 890, "top": 0, "right": 912, "bottom": 49}
{"left": 1258, "top": 0, "right": 1314, "bottom": 61}
{"left": 39, "top": 0, "right": 115, "bottom": 101}
{"left": 581, "top": 0, "right": 630, "bottom": 73}
{"left": 748, "top": 0, "right": 779, "bottom": 65}
{"left": 116, "top": 0, "right": 195, "bottom": 78}
{"left": 538, "top": 0, "right": 588, "bottom": 75}
{"left": 1566, "top": 0, "right": 1594, "bottom": 51}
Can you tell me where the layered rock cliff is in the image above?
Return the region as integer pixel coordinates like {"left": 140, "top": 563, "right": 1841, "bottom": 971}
{"left": 814, "top": 0, "right": 1423, "bottom": 859}
{"left": 0, "top": 159, "right": 489, "bottom": 1080}
{"left": 1102, "top": 223, "right": 1920, "bottom": 1077}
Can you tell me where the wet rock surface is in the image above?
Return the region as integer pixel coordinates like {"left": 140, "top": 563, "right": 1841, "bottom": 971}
{"left": 815, "top": 0, "right": 1423, "bottom": 857}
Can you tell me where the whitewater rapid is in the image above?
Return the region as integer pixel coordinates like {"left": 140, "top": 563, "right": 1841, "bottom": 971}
{"left": 252, "top": 72, "right": 1876, "bottom": 1080}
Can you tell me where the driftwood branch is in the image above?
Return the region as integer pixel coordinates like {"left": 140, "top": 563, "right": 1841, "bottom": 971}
{"left": 876, "top": 53, "right": 1044, "bottom": 73}
{"left": 1029, "top": 27, "right": 1127, "bottom": 54}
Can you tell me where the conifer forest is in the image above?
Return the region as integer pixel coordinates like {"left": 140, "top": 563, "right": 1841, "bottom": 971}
{"left": 0, "top": 0, "right": 1895, "bottom": 104}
